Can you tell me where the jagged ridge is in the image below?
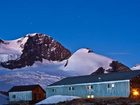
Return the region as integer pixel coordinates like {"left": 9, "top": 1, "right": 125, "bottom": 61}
{"left": 91, "top": 61, "right": 131, "bottom": 75}
{"left": 1, "top": 33, "right": 71, "bottom": 69}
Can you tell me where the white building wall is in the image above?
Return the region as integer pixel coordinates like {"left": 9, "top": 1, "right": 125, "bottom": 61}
{"left": 9, "top": 91, "right": 32, "bottom": 102}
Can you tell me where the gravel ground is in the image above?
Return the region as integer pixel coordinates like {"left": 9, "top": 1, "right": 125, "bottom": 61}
{"left": 57, "top": 98, "right": 140, "bottom": 105}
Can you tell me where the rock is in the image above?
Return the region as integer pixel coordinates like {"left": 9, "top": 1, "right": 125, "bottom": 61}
{"left": 107, "top": 61, "right": 131, "bottom": 72}
{"left": 0, "top": 39, "right": 4, "bottom": 44}
{"left": 91, "top": 67, "right": 105, "bottom": 75}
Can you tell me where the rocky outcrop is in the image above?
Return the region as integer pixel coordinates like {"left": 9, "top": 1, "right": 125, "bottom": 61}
{"left": 91, "top": 67, "right": 105, "bottom": 75}
{"left": 0, "top": 39, "right": 4, "bottom": 44}
{"left": 1, "top": 33, "right": 71, "bottom": 69}
{"left": 91, "top": 61, "right": 131, "bottom": 75}
{"left": 106, "top": 61, "right": 131, "bottom": 72}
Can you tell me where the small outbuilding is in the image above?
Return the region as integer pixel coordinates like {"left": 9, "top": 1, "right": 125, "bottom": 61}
{"left": 8, "top": 84, "right": 46, "bottom": 104}
{"left": 46, "top": 70, "right": 140, "bottom": 99}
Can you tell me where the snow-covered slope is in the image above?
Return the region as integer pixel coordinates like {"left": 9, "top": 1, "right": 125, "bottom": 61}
{"left": 0, "top": 35, "right": 28, "bottom": 62}
{"left": 0, "top": 37, "right": 28, "bottom": 54}
{"left": 64, "top": 48, "right": 113, "bottom": 75}
{"left": 0, "top": 60, "right": 66, "bottom": 90}
{"left": 131, "top": 64, "right": 140, "bottom": 70}
{"left": 0, "top": 33, "right": 39, "bottom": 55}
{"left": 36, "top": 95, "right": 80, "bottom": 105}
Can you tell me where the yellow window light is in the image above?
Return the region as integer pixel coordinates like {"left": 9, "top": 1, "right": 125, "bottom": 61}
{"left": 132, "top": 89, "right": 139, "bottom": 96}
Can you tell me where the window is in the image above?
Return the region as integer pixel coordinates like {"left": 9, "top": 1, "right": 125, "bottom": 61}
{"left": 52, "top": 89, "right": 56, "bottom": 92}
{"left": 52, "top": 89, "right": 54, "bottom": 92}
{"left": 69, "top": 87, "right": 74, "bottom": 91}
{"left": 108, "top": 84, "right": 111, "bottom": 88}
{"left": 112, "top": 84, "right": 115, "bottom": 87}
{"left": 12, "top": 95, "right": 16, "bottom": 99}
{"left": 86, "top": 85, "right": 93, "bottom": 90}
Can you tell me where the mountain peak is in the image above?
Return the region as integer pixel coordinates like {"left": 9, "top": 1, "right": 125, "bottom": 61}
{"left": 75, "top": 48, "right": 94, "bottom": 53}
{"left": 25, "top": 33, "right": 48, "bottom": 37}
{"left": 0, "top": 33, "right": 71, "bottom": 69}
{"left": 64, "top": 48, "right": 113, "bottom": 75}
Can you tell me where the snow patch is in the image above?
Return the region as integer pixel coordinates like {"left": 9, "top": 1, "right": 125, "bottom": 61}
{"left": 0, "top": 35, "right": 29, "bottom": 62}
{"left": 131, "top": 64, "right": 140, "bottom": 70}
{"left": 36, "top": 95, "right": 80, "bottom": 105}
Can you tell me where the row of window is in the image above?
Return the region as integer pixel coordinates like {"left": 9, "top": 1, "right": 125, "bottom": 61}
{"left": 52, "top": 83, "right": 115, "bottom": 92}
{"left": 12, "top": 93, "right": 42, "bottom": 99}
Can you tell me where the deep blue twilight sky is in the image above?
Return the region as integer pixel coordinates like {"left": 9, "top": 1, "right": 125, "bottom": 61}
{"left": 0, "top": 0, "right": 140, "bottom": 67}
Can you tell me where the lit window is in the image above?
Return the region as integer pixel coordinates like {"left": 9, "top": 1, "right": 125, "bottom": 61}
{"left": 112, "top": 84, "right": 115, "bottom": 87}
{"left": 132, "top": 89, "right": 139, "bottom": 96}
